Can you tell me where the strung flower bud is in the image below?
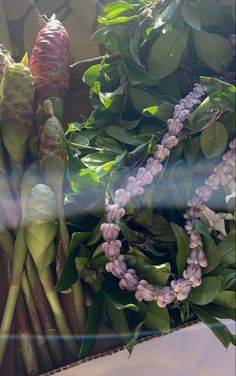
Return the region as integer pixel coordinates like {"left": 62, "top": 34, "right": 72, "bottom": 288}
{"left": 171, "top": 278, "right": 192, "bottom": 301}
{"left": 102, "top": 240, "right": 122, "bottom": 259}
{"left": 105, "top": 255, "right": 127, "bottom": 278}
{"left": 119, "top": 269, "right": 139, "bottom": 291}
{"left": 183, "top": 265, "right": 202, "bottom": 287}
{"left": 106, "top": 204, "right": 125, "bottom": 222}
{"left": 100, "top": 223, "right": 120, "bottom": 241}
{"left": 155, "top": 286, "right": 175, "bottom": 308}
{"left": 135, "top": 280, "right": 156, "bottom": 302}
{"left": 115, "top": 188, "right": 131, "bottom": 207}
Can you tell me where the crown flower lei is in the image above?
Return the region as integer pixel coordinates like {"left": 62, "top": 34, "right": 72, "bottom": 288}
{"left": 100, "top": 84, "right": 236, "bottom": 308}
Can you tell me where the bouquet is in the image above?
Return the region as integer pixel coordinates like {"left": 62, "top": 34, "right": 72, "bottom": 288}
{"left": 0, "top": 1, "right": 235, "bottom": 375}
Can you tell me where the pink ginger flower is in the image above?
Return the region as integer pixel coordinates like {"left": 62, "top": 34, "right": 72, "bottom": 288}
{"left": 173, "top": 105, "right": 190, "bottom": 122}
{"left": 125, "top": 176, "right": 144, "bottom": 196}
{"left": 167, "top": 118, "right": 184, "bottom": 135}
{"left": 195, "top": 185, "right": 213, "bottom": 201}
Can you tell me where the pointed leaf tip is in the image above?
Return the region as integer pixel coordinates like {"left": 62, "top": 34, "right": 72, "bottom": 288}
{"left": 21, "top": 53, "right": 28, "bottom": 66}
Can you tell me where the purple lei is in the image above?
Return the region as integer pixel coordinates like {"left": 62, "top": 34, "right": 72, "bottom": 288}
{"left": 99, "top": 83, "right": 236, "bottom": 308}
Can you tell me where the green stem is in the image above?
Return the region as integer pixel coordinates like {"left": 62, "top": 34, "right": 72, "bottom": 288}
{"left": 26, "top": 254, "right": 65, "bottom": 368}
{"left": 71, "top": 281, "right": 86, "bottom": 335}
{"left": 0, "top": 168, "right": 20, "bottom": 231}
{"left": 21, "top": 273, "right": 53, "bottom": 372}
{"left": 38, "top": 267, "right": 79, "bottom": 359}
{"left": 0, "top": 226, "right": 27, "bottom": 366}
{"left": 15, "top": 292, "right": 39, "bottom": 376}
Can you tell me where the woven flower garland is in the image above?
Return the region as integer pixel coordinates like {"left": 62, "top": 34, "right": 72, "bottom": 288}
{"left": 100, "top": 84, "right": 236, "bottom": 308}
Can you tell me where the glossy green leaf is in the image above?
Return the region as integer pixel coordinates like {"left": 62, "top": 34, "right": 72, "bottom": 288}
{"left": 188, "top": 276, "right": 221, "bottom": 305}
{"left": 181, "top": 2, "right": 201, "bottom": 30}
{"left": 95, "top": 136, "right": 124, "bottom": 154}
{"left": 194, "top": 220, "right": 221, "bottom": 273}
{"left": 213, "top": 291, "right": 236, "bottom": 310}
{"left": 126, "top": 320, "right": 145, "bottom": 353}
{"left": 104, "top": 1, "right": 135, "bottom": 15}
{"left": 169, "top": 161, "right": 193, "bottom": 210}
{"left": 98, "top": 15, "right": 138, "bottom": 25}
{"left": 144, "top": 263, "right": 171, "bottom": 286}
{"left": 144, "top": 302, "right": 170, "bottom": 333}
{"left": 56, "top": 232, "right": 91, "bottom": 291}
{"left": 83, "top": 64, "right": 109, "bottom": 86}
{"left": 105, "top": 297, "right": 131, "bottom": 348}
{"left": 79, "top": 291, "right": 104, "bottom": 359}
{"left": 218, "top": 230, "right": 236, "bottom": 266}
{"left": 200, "top": 122, "right": 228, "bottom": 159}
{"left": 191, "top": 305, "right": 232, "bottom": 348}
{"left": 171, "top": 222, "right": 190, "bottom": 275}
{"left": 102, "top": 282, "right": 139, "bottom": 311}
{"left": 105, "top": 125, "right": 141, "bottom": 146}
{"left": 192, "top": 30, "right": 232, "bottom": 73}
{"left": 147, "top": 29, "right": 189, "bottom": 79}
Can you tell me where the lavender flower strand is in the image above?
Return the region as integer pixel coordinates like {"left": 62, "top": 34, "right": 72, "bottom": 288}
{"left": 100, "top": 83, "right": 235, "bottom": 308}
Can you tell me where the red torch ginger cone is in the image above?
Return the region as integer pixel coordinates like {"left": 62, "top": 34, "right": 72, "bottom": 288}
{"left": 29, "top": 15, "right": 70, "bottom": 115}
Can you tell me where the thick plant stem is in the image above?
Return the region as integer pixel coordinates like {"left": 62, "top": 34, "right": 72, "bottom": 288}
{"left": 0, "top": 226, "right": 27, "bottom": 366}
{"left": 26, "top": 254, "right": 64, "bottom": 368}
{"left": 0, "top": 222, "right": 53, "bottom": 371}
{"left": 21, "top": 273, "right": 53, "bottom": 372}
{"left": 71, "top": 280, "right": 86, "bottom": 335}
{"left": 0, "top": 168, "right": 20, "bottom": 231}
{"left": 15, "top": 292, "right": 39, "bottom": 376}
{"left": 38, "top": 266, "right": 79, "bottom": 359}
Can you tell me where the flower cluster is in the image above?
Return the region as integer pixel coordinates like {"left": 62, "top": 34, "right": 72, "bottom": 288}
{"left": 99, "top": 82, "right": 235, "bottom": 308}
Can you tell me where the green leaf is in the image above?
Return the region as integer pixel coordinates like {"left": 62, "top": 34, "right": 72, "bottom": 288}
{"left": 56, "top": 232, "right": 91, "bottom": 291}
{"left": 105, "top": 125, "right": 141, "bottom": 146}
{"left": 184, "top": 137, "right": 201, "bottom": 163}
{"left": 126, "top": 320, "right": 145, "bottom": 353}
{"left": 213, "top": 291, "right": 236, "bottom": 310}
{"left": 194, "top": 220, "right": 221, "bottom": 273}
{"left": 98, "top": 15, "right": 138, "bottom": 25}
{"left": 200, "top": 77, "right": 236, "bottom": 112}
{"left": 187, "top": 97, "right": 214, "bottom": 131}
{"left": 188, "top": 276, "right": 221, "bottom": 305}
{"left": 144, "top": 263, "right": 171, "bottom": 286}
{"left": 169, "top": 161, "right": 193, "bottom": 210}
{"left": 120, "top": 118, "right": 140, "bottom": 130}
{"left": 95, "top": 136, "right": 124, "bottom": 154}
{"left": 191, "top": 305, "right": 232, "bottom": 349}
{"left": 200, "top": 122, "right": 228, "bottom": 159}
{"left": 105, "top": 297, "right": 131, "bottom": 348}
{"left": 147, "top": 29, "right": 189, "bottom": 79}
{"left": 143, "top": 106, "right": 159, "bottom": 116}
{"left": 79, "top": 291, "right": 104, "bottom": 359}
{"left": 144, "top": 302, "right": 170, "bottom": 333}
{"left": 83, "top": 64, "right": 109, "bottom": 86}
{"left": 129, "top": 88, "right": 157, "bottom": 114}
{"left": 171, "top": 222, "right": 190, "bottom": 275}
{"left": 81, "top": 150, "right": 115, "bottom": 169}
{"left": 218, "top": 230, "right": 236, "bottom": 266}
{"left": 104, "top": 1, "right": 135, "bottom": 15}
{"left": 192, "top": 30, "right": 232, "bottom": 73}
{"left": 181, "top": 2, "right": 201, "bottom": 30}
{"left": 102, "top": 282, "right": 139, "bottom": 311}
{"left": 204, "top": 303, "right": 236, "bottom": 321}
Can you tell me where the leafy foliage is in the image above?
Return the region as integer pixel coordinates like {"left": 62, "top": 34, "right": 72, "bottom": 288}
{"left": 60, "top": 0, "right": 236, "bottom": 351}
